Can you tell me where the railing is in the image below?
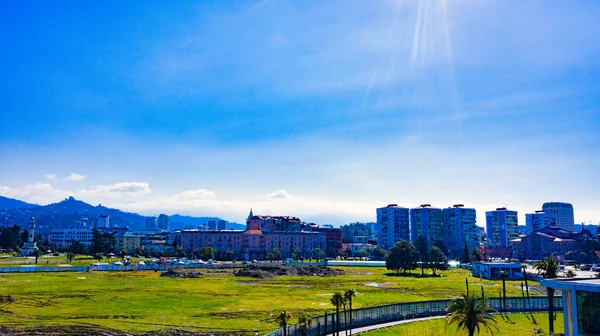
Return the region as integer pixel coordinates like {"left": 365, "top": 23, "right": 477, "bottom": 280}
{"left": 264, "top": 296, "right": 563, "bottom": 336}
{"left": 0, "top": 260, "right": 327, "bottom": 273}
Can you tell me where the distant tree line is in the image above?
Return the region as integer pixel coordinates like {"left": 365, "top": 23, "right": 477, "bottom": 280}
{"left": 385, "top": 239, "right": 449, "bottom": 276}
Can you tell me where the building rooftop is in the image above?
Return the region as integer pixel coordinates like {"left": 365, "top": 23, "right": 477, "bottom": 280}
{"left": 541, "top": 278, "right": 600, "bottom": 292}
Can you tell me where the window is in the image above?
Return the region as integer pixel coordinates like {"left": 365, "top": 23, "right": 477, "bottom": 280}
{"left": 577, "top": 290, "right": 600, "bottom": 335}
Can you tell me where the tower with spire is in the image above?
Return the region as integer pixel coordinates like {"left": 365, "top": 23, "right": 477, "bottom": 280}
{"left": 21, "top": 217, "right": 38, "bottom": 256}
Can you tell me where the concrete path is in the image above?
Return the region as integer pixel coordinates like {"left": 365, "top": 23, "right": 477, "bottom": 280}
{"left": 326, "top": 315, "right": 445, "bottom": 335}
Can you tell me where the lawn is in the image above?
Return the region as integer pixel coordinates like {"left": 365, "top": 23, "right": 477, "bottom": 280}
{"left": 357, "top": 313, "right": 564, "bottom": 336}
{"left": 0, "top": 267, "right": 547, "bottom": 334}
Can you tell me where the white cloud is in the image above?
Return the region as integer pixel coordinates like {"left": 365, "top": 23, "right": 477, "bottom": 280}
{"left": 267, "top": 189, "right": 290, "bottom": 199}
{"left": 79, "top": 182, "right": 152, "bottom": 198}
{"left": 0, "top": 183, "right": 69, "bottom": 205}
{"left": 44, "top": 174, "right": 57, "bottom": 181}
{"left": 174, "top": 189, "right": 216, "bottom": 201}
{"left": 65, "top": 173, "right": 86, "bottom": 181}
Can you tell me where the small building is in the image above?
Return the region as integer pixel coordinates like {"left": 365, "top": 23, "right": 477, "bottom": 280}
{"left": 471, "top": 261, "right": 522, "bottom": 280}
{"left": 541, "top": 278, "right": 600, "bottom": 336}
{"left": 114, "top": 232, "right": 141, "bottom": 255}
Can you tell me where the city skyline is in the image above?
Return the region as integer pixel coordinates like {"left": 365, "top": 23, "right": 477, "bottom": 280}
{"left": 2, "top": 1, "right": 600, "bottom": 225}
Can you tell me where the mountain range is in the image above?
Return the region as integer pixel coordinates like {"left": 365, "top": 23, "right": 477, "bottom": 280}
{"left": 0, "top": 196, "right": 244, "bottom": 232}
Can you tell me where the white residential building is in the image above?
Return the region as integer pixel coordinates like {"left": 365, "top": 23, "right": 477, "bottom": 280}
{"left": 525, "top": 210, "right": 545, "bottom": 234}
{"left": 542, "top": 202, "right": 575, "bottom": 232}
{"left": 376, "top": 204, "right": 410, "bottom": 251}
{"left": 48, "top": 229, "right": 93, "bottom": 247}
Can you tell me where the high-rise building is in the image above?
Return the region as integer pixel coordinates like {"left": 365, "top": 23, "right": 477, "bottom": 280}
{"left": 217, "top": 220, "right": 227, "bottom": 230}
{"left": 485, "top": 207, "right": 519, "bottom": 248}
{"left": 145, "top": 216, "right": 158, "bottom": 230}
{"left": 376, "top": 204, "right": 410, "bottom": 251}
{"left": 157, "top": 214, "right": 170, "bottom": 230}
{"left": 542, "top": 202, "right": 574, "bottom": 232}
{"left": 410, "top": 204, "right": 443, "bottom": 248}
{"left": 525, "top": 210, "right": 545, "bottom": 234}
{"left": 94, "top": 215, "right": 110, "bottom": 229}
{"left": 442, "top": 204, "right": 478, "bottom": 258}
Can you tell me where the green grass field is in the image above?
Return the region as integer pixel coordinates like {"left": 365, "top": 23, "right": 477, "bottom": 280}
{"left": 0, "top": 267, "right": 547, "bottom": 334}
{"left": 357, "top": 313, "right": 563, "bottom": 336}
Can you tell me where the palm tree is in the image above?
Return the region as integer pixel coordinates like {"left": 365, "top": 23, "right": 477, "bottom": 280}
{"left": 297, "top": 313, "right": 312, "bottom": 336}
{"left": 564, "top": 269, "right": 576, "bottom": 278}
{"left": 331, "top": 292, "right": 345, "bottom": 336}
{"left": 446, "top": 294, "right": 498, "bottom": 336}
{"left": 533, "top": 257, "right": 559, "bottom": 334}
{"left": 344, "top": 289, "right": 356, "bottom": 336}
{"left": 276, "top": 310, "right": 292, "bottom": 336}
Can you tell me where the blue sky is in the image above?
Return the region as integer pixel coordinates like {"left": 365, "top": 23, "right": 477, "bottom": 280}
{"left": 1, "top": 1, "right": 599, "bottom": 225}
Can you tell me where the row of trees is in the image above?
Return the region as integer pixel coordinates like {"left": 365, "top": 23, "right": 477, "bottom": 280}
{"left": 277, "top": 290, "right": 502, "bottom": 336}
{"left": 276, "top": 289, "right": 357, "bottom": 336}
{"left": 385, "top": 240, "right": 449, "bottom": 275}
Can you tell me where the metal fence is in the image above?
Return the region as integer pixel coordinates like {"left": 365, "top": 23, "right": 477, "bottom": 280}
{"left": 0, "top": 260, "right": 327, "bottom": 273}
{"left": 265, "top": 296, "right": 563, "bottom": 336}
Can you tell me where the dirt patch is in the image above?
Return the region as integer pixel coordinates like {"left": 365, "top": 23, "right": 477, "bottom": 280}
{"left": 0, "top": 296, "right": 14, "bottom": 303}
{"left": 234, "top": 265, "right": 344, "bottom": 279}
{"left": 160, "top": 270, "right": 204, "bottom": 278}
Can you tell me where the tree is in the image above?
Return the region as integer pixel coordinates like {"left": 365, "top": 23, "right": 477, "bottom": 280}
{"left": 0, "top": 225, "right": 23, "bottom": 251}
{"left": 357, "top": 250, "right": 369, "bottom": 259}
{"left": 426, "top": 246, "right": 449, "bottom": 276}
{"left": 564, "top": 269, "right": 576, "bottom": 278}
{"left": 33, "top": 248, "right": 40, "bottom": 264}
{"left": 533, "top": 257, "right": 559, "bottom": 334}
{"left": 344, "top": 289, "right": 356, "bottom": 336}
{"left": 414, "top": 235, "right": 428, "bottom": 275}
{"left": 386, "top": 240, "right": 419, "bottom": 274}
{"left": 314, "top": 248, "right": 325, "bottom": 261}
{"left": 565, "top": 251, "right": 574, "bottom": 261}
{"left": 330, "top": 292, "right": 345, "bottom": 336}
{"left": 276, "top": 311, "right": 292, "bottom": 336}
{"left": 433, "top": 240, "right": 449, "bottom": 257}
{"left": 68, "top": 240, "right": 86, "bottom": 255}
{"left": 469, "top": 249, "right": 482, "bottom": 262}
{"left": 293, "top": 248, "right": 302, "bottom": 261}
{"left": 370, "top": 246, "right": 387, "bottom": 261}
{"left": 200, "top": 247, "right": 214, "bottom": 261}
{"left": 297, "top": 313, "right": 312, "bottom": 336}
{"left": 94, "top": 253, "right": 103, "bottom": 262}
{"left": 67, "top": 252, "right": 75, "bottom": 263}
{"left": 461, "top": 241, "right": 470, "bottom": 264}
{"left": 446, "top": 294, "right": 498, "bottom": 336}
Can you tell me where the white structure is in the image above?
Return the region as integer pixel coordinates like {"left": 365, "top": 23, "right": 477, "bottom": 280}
{"left": 94, "top": 215, "right": 110, "bottom": 229}
{"left": 376, "top": 204, "right": 410, "bottom": 251}
{"left": 485, "top": 207, "right": 519, "bottom": 248}
{"left": 542, "top": 202, "right": 575, "bottom": 232}
{"left": 525, "top": 210, "right": 545, "bottom": 234}
{"left": 48, "top": 228, "right": 93, "bottom": 247}
{"left": 442, "top": 204, "right": 479, "bottom": 258}
{"left": 21, "top": 217, "right": 37, "bottom": 256}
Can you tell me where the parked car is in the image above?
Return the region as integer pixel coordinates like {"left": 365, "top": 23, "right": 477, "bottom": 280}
{"left": 112, "top": 261, "right": 124, "bottom": 266}
{"left": 581, "top": 264, "right": 592, "bottom": 271}
{"left": 137, "top": 261, "right": 146, "bottom": 266}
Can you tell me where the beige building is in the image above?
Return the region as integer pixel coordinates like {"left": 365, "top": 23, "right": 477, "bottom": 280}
{"left": 115, "top": 232, "right": 141, "bottom": 254}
